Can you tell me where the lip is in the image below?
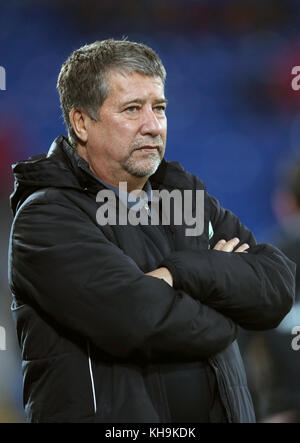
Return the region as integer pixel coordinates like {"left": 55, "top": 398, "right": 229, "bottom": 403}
{"left": 136, "top": 146, "right": 159, "bottom": 153}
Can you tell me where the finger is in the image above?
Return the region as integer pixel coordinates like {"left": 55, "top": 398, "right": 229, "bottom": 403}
{"left": 221, "top": 237, "right": 240, "bottom": 252}
{"left": 235, "top": 243, "right": 249, "bottom": 253}
{"left": 213, "top": 239, "right": 226, "bottom": 251}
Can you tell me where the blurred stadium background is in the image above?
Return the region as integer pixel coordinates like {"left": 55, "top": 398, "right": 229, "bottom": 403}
{"left": 1, "top": 0, "right": 300, "bottom": 422}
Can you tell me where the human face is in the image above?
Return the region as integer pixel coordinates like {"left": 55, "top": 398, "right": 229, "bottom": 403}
{"left": 82, "top": 70, "right": 167, "bottom": 190}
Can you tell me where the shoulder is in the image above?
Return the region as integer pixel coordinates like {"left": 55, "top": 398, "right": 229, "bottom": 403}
{"left": 151, "top": 159, "right": 206, "bottom": 191}
{"left": 13, "top": 187, "right": 85, "bottom": 227}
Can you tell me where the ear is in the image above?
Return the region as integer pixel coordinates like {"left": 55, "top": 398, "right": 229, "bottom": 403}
{"left": 69, "top": 108, "right": 89, "bottom": 143}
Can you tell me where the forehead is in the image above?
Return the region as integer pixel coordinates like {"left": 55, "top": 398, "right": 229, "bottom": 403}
{"left": 105, "top": 70, "right": 165, "bottom": 103}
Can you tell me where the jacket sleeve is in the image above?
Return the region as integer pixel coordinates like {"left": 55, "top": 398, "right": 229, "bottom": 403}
{"left": 160, "top": 194, "right": 296, "bottom": 330}
{"left": 9, "top": 197, "right": 237, "bottom": 362}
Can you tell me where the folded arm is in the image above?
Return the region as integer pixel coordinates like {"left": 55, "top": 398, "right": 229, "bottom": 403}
{"left": 9, "top": 198, "right": 237, "bottom": 362}
{"left": 160, "top": 195, "right": 296, "bottom": 330}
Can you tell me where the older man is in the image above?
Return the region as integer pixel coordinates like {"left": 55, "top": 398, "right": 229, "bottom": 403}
{"left": 8, "top": 39, "right": 295, "bottom": 423}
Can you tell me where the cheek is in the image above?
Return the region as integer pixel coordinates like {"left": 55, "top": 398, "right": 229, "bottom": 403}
{"left": 93, "top": 114, "right": 139, "bottom": 157}
{"left": 160, "top": 117, "right": 167, "bottom": 137}
{"left": 162, "top": 125, "right": 167, "bottom": 147}
{"left": 112, "top": 123, "right": 137, "bottom": 147}
{"left": 108, "top": 126, "right": 137, "bottom": 159}
{"left": 109, "top": 117, "right": 135, "bottom": 138}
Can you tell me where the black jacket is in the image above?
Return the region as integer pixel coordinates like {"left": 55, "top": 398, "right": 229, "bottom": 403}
{"left": 8, "top": 136, "right": 296, "bottom": 423}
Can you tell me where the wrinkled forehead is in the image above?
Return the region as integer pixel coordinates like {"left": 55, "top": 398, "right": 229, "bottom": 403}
{"left": 104, "top": 69, "right": 165, "bottom": 101}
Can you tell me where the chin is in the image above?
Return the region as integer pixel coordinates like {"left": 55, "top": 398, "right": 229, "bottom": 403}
{"left": 125, "top": 156, "right": 162, "bottom": 178}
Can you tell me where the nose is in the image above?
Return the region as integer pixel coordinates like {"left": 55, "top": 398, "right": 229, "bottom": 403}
{"left": 140, "top": 107, "right": 164, "bottom": 137}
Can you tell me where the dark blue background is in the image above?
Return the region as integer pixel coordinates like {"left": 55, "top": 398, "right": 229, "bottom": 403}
{"left": 1, "top": 0, "right": 300, "bottom": 421}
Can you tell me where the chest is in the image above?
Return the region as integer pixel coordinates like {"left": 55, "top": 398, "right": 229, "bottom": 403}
{"left": 75, "top": 189, "right": 211, "bottom": 272}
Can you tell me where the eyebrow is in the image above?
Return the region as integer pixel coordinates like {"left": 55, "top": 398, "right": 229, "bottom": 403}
{"left": 121, "top": 97, "right": 168, "bottom": 107}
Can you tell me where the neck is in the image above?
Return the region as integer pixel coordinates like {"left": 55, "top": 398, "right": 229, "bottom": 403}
{"left": 76, "top": 143, "right": 148, "bottom": 192}
{"left": 91, "top": 165, "right": 149, "bottom": 193}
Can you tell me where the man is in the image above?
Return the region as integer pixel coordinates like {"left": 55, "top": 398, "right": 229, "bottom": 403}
{"left": 8, "top": 39, "right": 295, "bottom": 423}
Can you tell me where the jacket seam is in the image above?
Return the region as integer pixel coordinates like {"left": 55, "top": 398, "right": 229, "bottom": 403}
{"left": 87, "top": 340, "right": 97, "bottom": 415}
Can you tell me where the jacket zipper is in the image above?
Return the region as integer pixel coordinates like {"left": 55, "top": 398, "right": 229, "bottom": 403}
{"left": 87, "top": 340, "right": 97, "bottom": 415}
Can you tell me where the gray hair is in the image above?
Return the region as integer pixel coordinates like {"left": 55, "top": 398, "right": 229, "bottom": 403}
{"left": 57, "top": 38, "right": 167, "bottom": 148}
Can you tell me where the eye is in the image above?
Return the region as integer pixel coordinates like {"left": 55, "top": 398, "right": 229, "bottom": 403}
{"left": 125, "top": 106, "right": 139, "bottom": 112}
{"left": 154, "top": 105, "right": 166, "bottom": 112}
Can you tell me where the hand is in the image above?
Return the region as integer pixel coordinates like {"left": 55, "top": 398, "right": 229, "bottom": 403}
{"left": 146, "top": 267, "right": 173, "bottom": 286}
{"left": 213, "top": 237, "right": 249, "bottom": 253}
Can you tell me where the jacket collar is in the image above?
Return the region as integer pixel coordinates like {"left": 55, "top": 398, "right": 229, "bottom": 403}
{"left": 11, "top": 135, "right": 205, "bottom": 215}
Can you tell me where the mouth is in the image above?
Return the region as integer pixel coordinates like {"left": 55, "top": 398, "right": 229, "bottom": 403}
{"left": 135, "top": 146, "right": 160, "bottom": 153}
